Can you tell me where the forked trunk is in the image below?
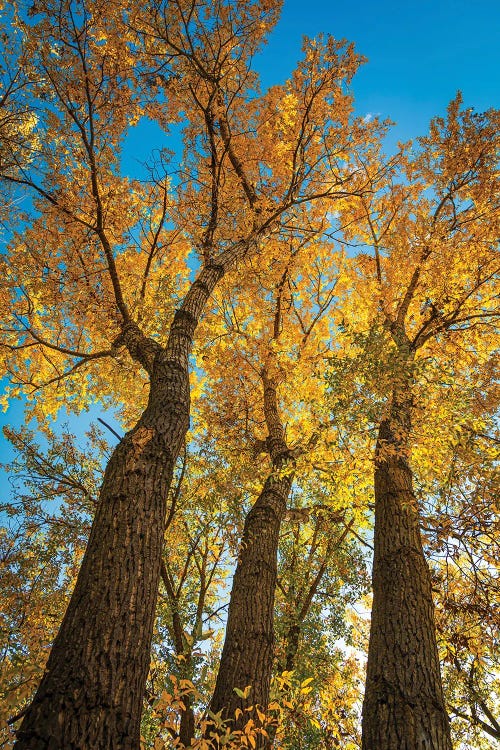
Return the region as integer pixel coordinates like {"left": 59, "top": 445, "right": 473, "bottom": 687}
{"left": 362, "top": 391, "right": 452, "bottom": 750}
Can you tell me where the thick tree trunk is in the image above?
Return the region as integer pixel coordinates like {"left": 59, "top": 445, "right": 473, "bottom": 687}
{"left": 362, "top": 391, "right": 452, "bottom": 750}
{"left": 209, "top": 468, "right": 293, "bottom": 722}
{"left": 14, "top": 263, "right": 227, "bottom": 749}
{"left": 208, "top": 374, "right": 292, "bottom": 745}
{"left": 14, "top": 356, "right": 189, "bottom": 750}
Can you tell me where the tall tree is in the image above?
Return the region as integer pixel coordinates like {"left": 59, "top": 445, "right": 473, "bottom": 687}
{"left": 197, "top": 211, "right": 374, "bottom": 740}
{"left": 145, "top": 26, "right": 380, "bottom": 742}
{"left": 0, "top": 0, "right": 375, "bottom": 745}
{"left": 200, "top": 233, "right": 343, "bottom": 741}
{"left": 339, "top": 97, "right": 500, "bottom": 750}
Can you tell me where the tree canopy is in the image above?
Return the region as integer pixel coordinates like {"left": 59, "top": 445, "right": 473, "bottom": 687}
{"left": 0, "top": 2, "right": 498, "bottom": 749}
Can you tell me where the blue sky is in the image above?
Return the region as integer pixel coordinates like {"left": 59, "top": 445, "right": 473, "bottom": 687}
{"left": 261, "top": 0, "right": 499, "bottom": 125}
{"left": 124, "top": 0, "right": 500, "bottom": 166}
{"left": 1, "top": 0, "right": 499, "bottom": 495}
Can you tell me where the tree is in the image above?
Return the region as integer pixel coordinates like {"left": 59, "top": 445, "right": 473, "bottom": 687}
{"left": 338, "top": 97, "right": 500, "bottom": 750}
{"left": 0, "top": 1, "right": 379, "bottom": 746}
{"left": 198, "top": 227, "right": 356, "bottom": 740}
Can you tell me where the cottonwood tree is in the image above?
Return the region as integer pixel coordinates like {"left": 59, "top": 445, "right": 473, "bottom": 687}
{"left": 193, "top": 211, "right": 378, "bottom": 742}
{"left": 0, "top": 0, "right": 381, "bottom": 746}
{"left": 339, "top": 97, "right": 499, "bottom": 750}
{"left": 196, "top": 235, "right": 343, "bottom": 741}
{"left": 144, "top": 26, "right": 381, "bottom": 742}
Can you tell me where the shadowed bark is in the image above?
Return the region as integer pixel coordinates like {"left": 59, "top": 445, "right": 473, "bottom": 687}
{"left": 208, "top": 372, "right": 292, "bottom": 748}
{"left": 13, "top": 267, "right": 226, "bottom": 750}
{"left": 362, "top": 385, "right": 452, "bottom": 750}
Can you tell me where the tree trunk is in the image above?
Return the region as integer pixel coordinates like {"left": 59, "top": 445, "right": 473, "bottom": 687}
{"left": 209, "top": 468, "right": 293, "bottom": 721}
{"left": 208, "top": 373, "right": 292, "bottom": 746}
{"left": 14, "top": 263, "right": 226, "bottom": 749}
{"left": 362, "top": 390, "right": 452, "bottom": 750}
{"left": 14, "top": 358, "right": 189, "bottom": 749}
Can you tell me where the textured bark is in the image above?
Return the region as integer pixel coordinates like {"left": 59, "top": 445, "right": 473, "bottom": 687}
{"left": 362, "top": 390, "right": 452, "bottom": 750}
{"left": 14, "top": 264, "right": 227, "bottom": 750}
{"left": 209, "top": 469, "right": 293, "bottom": 720}
{"left": 14, "top": 356, "right": 189, "bottom": 750}
{"left": 208, "top": 374, "right": 292, "bottom": 744}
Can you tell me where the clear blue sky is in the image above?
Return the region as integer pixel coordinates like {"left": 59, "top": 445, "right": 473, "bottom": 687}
{"left": 1, "top": 0, "right": 499, "bottom": 493}
{"left": 262, "top": 0, "right": 499, "bottom": 142}
{"left": 125, "top": 0, "right": 500, "bottom": 167}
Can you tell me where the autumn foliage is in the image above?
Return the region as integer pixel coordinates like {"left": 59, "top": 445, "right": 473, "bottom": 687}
{"left": 0, "top": 1, "right": 498, "bottom": 749}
